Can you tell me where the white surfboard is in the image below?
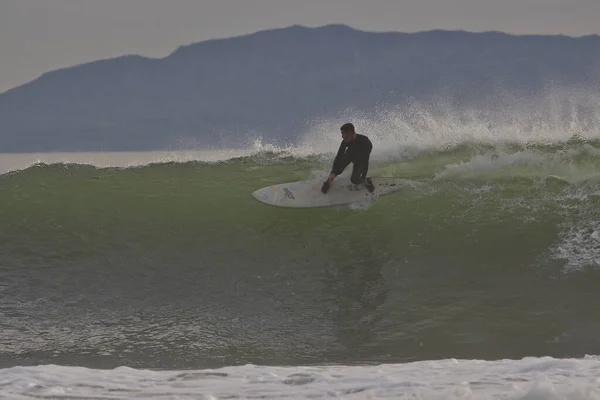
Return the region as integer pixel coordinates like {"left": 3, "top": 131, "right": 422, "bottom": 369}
{"left": 251, "top": 177, "right": 402, "bottom": 208}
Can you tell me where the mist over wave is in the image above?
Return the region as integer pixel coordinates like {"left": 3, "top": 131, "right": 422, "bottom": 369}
{"left": 2, "top": 86, "right": 600, "bottom": 177}
{"left": 293, "top": 86, "right": 600, "bottom": 161}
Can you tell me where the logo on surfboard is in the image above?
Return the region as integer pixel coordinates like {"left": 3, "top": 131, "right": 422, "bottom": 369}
{"left": 283, "top": 188, "right": 295, "bottom": 200}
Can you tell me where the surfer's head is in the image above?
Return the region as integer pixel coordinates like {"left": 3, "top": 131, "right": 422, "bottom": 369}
{"left": 340, "top": 122, "right": 356, "bottom": 142}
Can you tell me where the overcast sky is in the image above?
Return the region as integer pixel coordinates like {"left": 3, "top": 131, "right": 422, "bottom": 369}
{"left": 1, "top": 0, "right": 599, "bottom": 93}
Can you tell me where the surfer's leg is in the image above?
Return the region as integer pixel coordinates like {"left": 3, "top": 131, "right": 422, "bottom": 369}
{"left": 350, "top": 163, "right": 362, "bottom": 184}
{"left": 350, "top": 159, "right": 368, "bottom": 184}
{"left": 351, "top": 157, "right": 374, "bottom": 192}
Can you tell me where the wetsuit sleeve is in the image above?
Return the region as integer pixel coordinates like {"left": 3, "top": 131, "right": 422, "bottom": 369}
{"left": 358, "top": 135, "right": 372, "bottom": 160}
{"left": 331, "top": 141, "right": 350, "bottom": 175}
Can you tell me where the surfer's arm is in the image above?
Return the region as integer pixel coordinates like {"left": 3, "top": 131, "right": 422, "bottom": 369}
{"left": 330, "top": 142, "right": 350, "bottom": 176}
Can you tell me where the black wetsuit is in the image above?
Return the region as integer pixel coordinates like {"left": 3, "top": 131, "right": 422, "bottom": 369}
{"left": 331, "top": 134, "right": 373, "bottom": 184}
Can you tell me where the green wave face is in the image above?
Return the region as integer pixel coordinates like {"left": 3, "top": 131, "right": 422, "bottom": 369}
{"left": 3, "top": 141, "right": 600, "bottom": 273}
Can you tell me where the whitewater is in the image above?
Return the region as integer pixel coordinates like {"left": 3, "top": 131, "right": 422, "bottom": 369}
{"left": 3, "top": 99, "right": 600, "bottom": 398}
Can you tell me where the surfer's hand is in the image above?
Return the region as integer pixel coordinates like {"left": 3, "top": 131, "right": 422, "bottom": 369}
{"left": 322, "top": 173, "right": 335, "bottom": 193}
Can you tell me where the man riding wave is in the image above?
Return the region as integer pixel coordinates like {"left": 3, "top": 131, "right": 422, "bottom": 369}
{"left": 321, "top": 122, "right": 375, "bottom": 194}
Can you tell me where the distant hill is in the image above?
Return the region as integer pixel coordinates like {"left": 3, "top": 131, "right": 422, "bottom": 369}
{"left": 1, "top": 24, "right": 599, "bottom": 152}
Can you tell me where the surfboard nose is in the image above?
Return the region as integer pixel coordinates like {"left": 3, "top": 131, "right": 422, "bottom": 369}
{"left": 251, "top": 187, "right": 271, "bottom": 204}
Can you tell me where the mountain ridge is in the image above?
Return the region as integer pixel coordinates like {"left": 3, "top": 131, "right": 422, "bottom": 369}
{"left": 1, "top": 24, "right": 599, "bottom": 152}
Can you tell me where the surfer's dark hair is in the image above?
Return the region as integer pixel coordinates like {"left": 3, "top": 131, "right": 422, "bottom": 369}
{"left": 340, "top": 123, "right": 355, "bottom": 133}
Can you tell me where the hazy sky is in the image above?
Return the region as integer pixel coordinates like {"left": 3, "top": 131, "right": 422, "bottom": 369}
{"left": 1, "top": 0, "right": 599, "bottom": 93}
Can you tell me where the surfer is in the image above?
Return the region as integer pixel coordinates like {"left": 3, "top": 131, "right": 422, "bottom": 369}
{"left": 321, "top": 122, "right": 375, "bottom": 194}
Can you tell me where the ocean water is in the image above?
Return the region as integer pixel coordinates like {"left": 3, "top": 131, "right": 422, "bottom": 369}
{"left": 3, "top": 104, "right": 600, "bottom": 398}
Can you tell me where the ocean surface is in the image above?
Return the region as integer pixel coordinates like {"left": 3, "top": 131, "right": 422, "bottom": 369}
{"left": 3, "top": 111, "right": 600, "bottom": 398}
